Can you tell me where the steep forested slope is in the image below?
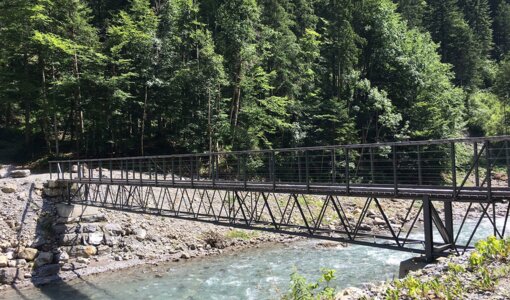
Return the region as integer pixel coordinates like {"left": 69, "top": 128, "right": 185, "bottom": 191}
{"left": 0, "top": 0, "right": 509, "bottom": 159}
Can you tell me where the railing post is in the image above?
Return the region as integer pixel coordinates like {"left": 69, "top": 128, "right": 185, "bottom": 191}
{"left": 149, "top": 159, "right": 152, "bottom": 181}
{"left": 110, "top": 160, "right": 113, "bottom": 183}
{"left": 68, "top": 161, "right": 72, "bottom": 180}
{"left": 305, "top": 150, "right": 310, "bottom": 192}
{"left": 506, "top": 141, "right": 509, "bottom": 188}
{"left": 332, "top": 149, "right": 336, "bottom": 183}
{"left": 474, "top": 142, "right": 480, "bottom": 187}
{"left": 345, "top": 148, "right": 350, "bottom": 194}
{"left": 163, "top": 158, "right": 167, "bottom": 181}
{"left": 49, "top": 162, "right": 52, "bottom": 180}
{"left": 486, "top": 141, "right": 492, "bottom": 200}
{"left": 369, "top": 147, "right": 375, "bottom": 184}
{"left": 191, "top": 157, "right": 194, "bottom": 187}
{"left": 417, "top": 145, "right": 422, "bottom": 185}
{"left": 155, "top": 159, "right": 158, "bottom": 184}
{"left": 212, "top": 155, "right": 216, "bottom": 187}
{"left": 77, "top": 162, "right": 81, "bottom": 181}
{"left": 171, "top": 157, "right": 175, "bottom": 185}
{"left": 392, "top": 145, "right": 397, "bottom": 196}
{"left": 99, "top": 161, "right": 103, "bottom": 182}
{"left": 197, "top": 156, "right": 200, "bottom": 182}
{"left": 272, "top": 151, "right": 276, "bottom": 191}
{"left": 451, "top": 142, "right": 456, "bottom": 196}
{"left": 243, "top": 153, "right": 248, "bottom": 189}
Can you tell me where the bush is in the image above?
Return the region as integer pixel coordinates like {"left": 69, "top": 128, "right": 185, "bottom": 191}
{"left": 201, "top": 230, "right": 227, "bottom": 249}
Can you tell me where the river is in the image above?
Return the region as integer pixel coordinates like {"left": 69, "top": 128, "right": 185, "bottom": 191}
{"left": 2, "top": 218, "right": 501, "bottom": 299}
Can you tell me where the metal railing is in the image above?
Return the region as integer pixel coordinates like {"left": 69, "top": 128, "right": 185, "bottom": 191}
{"left": 49, "top": 136, "right": 510, "bottom": 199}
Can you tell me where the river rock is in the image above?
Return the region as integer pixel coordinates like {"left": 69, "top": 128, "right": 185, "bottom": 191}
{"left": 0, "top": 165, "right": 12, "bottom": 178}
{"left": 0, "top": 255, "right": 7, "bottom": 267}
{"left": 8, "top": 259, "right": 27, "bottom": 268}
{"left": 373, "top": 217, "right": 386, "bottom": 226}
{"left": 44, "top": 188, "right": 62, "bottom": 198}
{"left": 0, "top": 268, "right": 21, "bottom": 284}
{"left": 1, "top": 183, "right": 17, "bottom": 193}
{"left": 104, "top": 223, "right": 123, "bottom": 235}
{"left": 59, "top": 233, "right": 82, "bottom": 246}
{"left": 56, "top": 251, "right": 69, "bottom": 263}
{"left": 180, "top": 251, "right": 191, "bottom": 259}
{"left": 34, "top": 252, "right": 53, "bottom": 267}
{"left": 81, "top": 223, "right": 98, "bottom": 233}
{"left": 358, "top": 224, "right": 372, "bottom": 231}
{"left": 134, "top": 228, "right": 147, "bottom": 241}
{"left": 104, "top": 232, "right": 119, "bottom": 247}
{"left": 83, "top": 245, "right": 97, "bottom": 256}
{"left": 53, "top": 224, "right": 80, "bottom": 235}
{"left": 17, "top": 247, "right": 38, "bottom": 261}
{"left": 10, "top": 169, "right": 30, "bottom": 178}
{"left": 88, "top": 232, "right": 104, "bottom": 245}
{"left": 336, "top": 287, "right": 365, "bottom": 300}
{"left": 37, "top": 264, "right": 60, "bottom": 277}
{"left": 46, "top": 180, "right": 60, "bottom": 188}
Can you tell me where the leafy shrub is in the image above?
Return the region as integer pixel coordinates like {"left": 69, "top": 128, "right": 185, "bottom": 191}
{"left": 282, "top": 268, "right": 337, "bottom": 300}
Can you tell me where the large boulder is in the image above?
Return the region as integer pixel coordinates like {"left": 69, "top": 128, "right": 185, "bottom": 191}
{"left": 7, "top": 259, "right": 26, "bottom": 268}
{"left": 56, "top": 251, "right": 69, "bottom": 263}
{"left": 104, "top": 223, "right": 123, "bottom": 235}
{"left": 59, "top": 233, "right": 82, "bottom": 246}
{"left": 1, "top": 183, "right": 17, "bottom": 193}
{"left": 134, "top": 228, "right": 147, "bottom": 241}
{"left": 34, "top": 252, "right": 53, "bottom": 268}
{"left": 17, "top": 247, "right": 38, "bottom": 261}
{"left": 0, "top": 165, "right": 12, "bottom": 178}
{"left": 10, "top": 169, "right": 30, "bottom": 178}
{"left": 103, "top": 232, "right": 119, "bottom": 247}
{"left": 88, "top": 232, "right": 104, "bottom": 246}
{"left": 0, "top": 268, "right": 22, "bottom": 284}
{"left": 0, "top": 255, "right": 7, "bottom": 267}
{"left": 37, "top": 264, "right": 60, "bottom": 277}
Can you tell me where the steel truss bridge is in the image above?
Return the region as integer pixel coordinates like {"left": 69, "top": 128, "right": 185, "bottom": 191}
{"left": 50, "top": 136, "right": 510, "bottom": 261}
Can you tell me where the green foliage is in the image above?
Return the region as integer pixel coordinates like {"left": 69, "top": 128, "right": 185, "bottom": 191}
{"left": 225, "top": 229, "right": 258, "bottom": 240}
{"left": 1, "top": 0, "right": 510, "bottom": 159}
{"left": 283, "top": 268, "right": 337, "bottom": 300}
{"left": 386, "top": 236, "right": 510, "bottom": 299}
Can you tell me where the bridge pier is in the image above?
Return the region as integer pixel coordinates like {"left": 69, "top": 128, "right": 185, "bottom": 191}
{"left": 444, "top": 200, "right": 454, "bottom": 249}
{"left": 422, "top": 195, "right": 434, "bottom": 262}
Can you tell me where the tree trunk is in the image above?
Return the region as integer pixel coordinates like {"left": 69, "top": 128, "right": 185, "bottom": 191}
{"left": 73, "top": 51, "right": 84, "bottom": 155}
{"left": 23, "top": 52, "right": 32, "bottom": 157}
{"left": 52, "top": 65, "right": 59, "bottom": 155}
{"left": 141, "top": 84, "right": 148, "bottom": 156}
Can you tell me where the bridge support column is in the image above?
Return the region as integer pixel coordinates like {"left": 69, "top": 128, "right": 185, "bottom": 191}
{"left": 423, "top": 195, "right": 434, "bottom": 262}
{"left": 444, "top": 201, "right": 454, "bottom": 246}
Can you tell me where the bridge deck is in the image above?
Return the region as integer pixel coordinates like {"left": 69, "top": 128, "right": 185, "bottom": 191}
{"left": 59, "top": 178, "right": 509, "bottom": 201}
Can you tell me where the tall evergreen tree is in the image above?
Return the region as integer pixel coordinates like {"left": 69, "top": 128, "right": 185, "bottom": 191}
{"left": 425, "top": 0, "right": 482, "bottom": 87}
{"left": 107, "top": 0, "right": 159, "bottom": 155}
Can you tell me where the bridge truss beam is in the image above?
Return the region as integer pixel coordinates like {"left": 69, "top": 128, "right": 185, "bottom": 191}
{"left": 58, "top": 181, "right": 510, "bottom": 261}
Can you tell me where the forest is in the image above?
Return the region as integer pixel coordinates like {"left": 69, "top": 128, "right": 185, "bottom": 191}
{"left": 1, "top": 0, "right": 510, "bottom": 160}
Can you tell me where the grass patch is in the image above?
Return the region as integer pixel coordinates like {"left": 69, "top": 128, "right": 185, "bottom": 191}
{"left": 226, "top": 229, "right": 258, "bottom": 240}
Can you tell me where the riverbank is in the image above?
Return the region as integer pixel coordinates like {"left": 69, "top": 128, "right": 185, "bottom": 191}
{"left": 335, "top": 236, "right": 510, "bottom": 299}
{"left": 0, "top": 167, "right": 298, "bottom": 295}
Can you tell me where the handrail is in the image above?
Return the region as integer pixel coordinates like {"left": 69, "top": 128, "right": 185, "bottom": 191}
{"left": 48, "top": 135, "right": 510, "bottom": 164}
